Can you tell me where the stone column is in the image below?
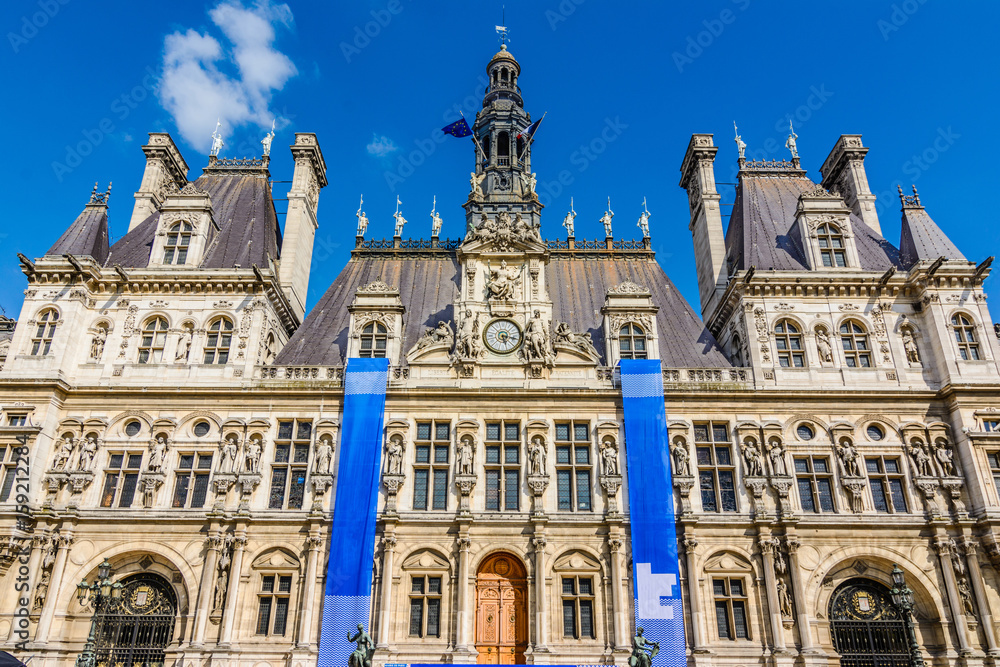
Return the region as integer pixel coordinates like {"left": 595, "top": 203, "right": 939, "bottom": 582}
{"left": 609, "top": 537, "right": 628, "bottom": 650}
{"left": 376, "top": 535, "right": 397, "bottom": 649}
{"left": 455, "top": 536, "right": 472, "bottom": 653}
{"left": 934, "top": 537, "right": 971, "bottom": 655}
{"left": 784, "top": 537, "right": 816, "bottom": 652}
{"left": 298, "top": 535, "right": 325, "bottom": 648}
{"left": 191, "top": 533, "right": 223, "bottom": 646}
{"left": 758, "top": 536, "right": 786, "bottom": 652}
{"left": 532, "top": 536, "right": 548, "bottom": 652}
{"left": 6, "top": 534, "right": 46, "bottom": 643}
{"left": 35, "top": 533, "right": 73, "bottom": 643}
{"left": 681, "top": 536, "right": 706, "bottom": 652}
{"left": 961, "top": 538, "right": 999, "bottom": 657}
{"left": 219, "top": 533, "right": 247, "bottom": 646}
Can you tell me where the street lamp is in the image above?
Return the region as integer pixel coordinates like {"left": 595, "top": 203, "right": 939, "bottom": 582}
{"left": 890, "top": 564, "right": 924, "bottom": 667}
{"left": 75, "top": 558, "right": 123, "bottom": 667}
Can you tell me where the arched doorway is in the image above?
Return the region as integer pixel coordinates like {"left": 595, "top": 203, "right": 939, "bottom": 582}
{"left": 475, "top": 552, "right": 528, "bottom": 664}
{"left": 92, "top": 573, "right": 177, "bottom": 667}
{"left": 829, "top": 578, "right": 912, "bottom": 667}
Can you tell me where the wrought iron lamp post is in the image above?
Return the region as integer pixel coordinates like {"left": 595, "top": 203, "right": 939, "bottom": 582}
{"left": 890, "top": 564, "right": 925, "bottom": 667}
{"left": 75, "top": 558, "right": 123, "bottom": 667}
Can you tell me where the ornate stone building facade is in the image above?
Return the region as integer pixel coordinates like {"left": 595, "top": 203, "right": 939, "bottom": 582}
{"left": 2, "top": 43, "right": 1000, "bottom": 667}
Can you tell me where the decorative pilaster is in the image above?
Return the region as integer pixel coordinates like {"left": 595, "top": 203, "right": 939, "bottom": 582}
{"left": 934, "top": 537, "right": 972, "bottom": 656}
{"left": 960, "top": 538, "right": 1000, "bottom": 659}
{"left": 454, "top": 536, "right": 473, "bottom": 655}
{"left": 784, "top": 537, "right": 818, "bottom": 653}
{"left": 219, "top": 533, "right": 248, "bottom": 646}
{"left": 757, "top": 536, "right": 786, "bottom": 652}
{"left": 681, "top": 536, "right": 707, "bottom": 653}
{"left": 609, "top": 537, "right": 629, "bottom": 651}
{"left": 191, "top": 533, "right": 223, "bottom": 646}
{"left": 35, "top": 533, "right": 74, "bottom": 643}
{"left": 297, "top": 534, "right": 325, "bottom": 648}
{"left": 532, "top": 536, "right": 548, "bottom": 652}
{"left": 377, "top": 535, "right": 397, "bottom": 649}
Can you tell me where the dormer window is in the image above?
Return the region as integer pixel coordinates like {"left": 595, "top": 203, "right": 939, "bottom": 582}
{"left": 774, "top": 320, "right": 804, "bottom": 367}
{"left": 204, "top": 317, "right": 233, "bottom": 364}
{"left": 952, "top": 313, "right": 981, "bottom": 360}
{"left": 138, "top": 317, "right": 169, "bottom": 364}
{"left": 163, "top": 222, "right": 192, "bottom": 265}
{"left": 817, "top": 223, "right": 847, "bottom": 267}
{"left": 359, "top": 322, "right": 387, "bottom": 358}
{"left": 31, "top": 309, "right": 58, "bottom": 356}
{"left": 839, "top": 321, "right": 872, "bottom": 368}
{"left": 619, "top": 324, "right": 647, "bottom": 360}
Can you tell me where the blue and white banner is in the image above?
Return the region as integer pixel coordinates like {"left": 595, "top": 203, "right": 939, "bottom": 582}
{"left": 318, "top": 358, "right": 389, "bottom": 667}
{"left": 620, "top": 359, "right": 686, "bottom": 665}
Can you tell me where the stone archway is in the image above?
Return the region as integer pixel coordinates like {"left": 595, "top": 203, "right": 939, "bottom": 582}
{"left": 475, "top": 552, "right": 528, "bottom": 664}
{"left": 92, "top": 572, "right": 177, "bottom": 667}
{"left": 829, "top": 578, "right": 911, "bottom": 667}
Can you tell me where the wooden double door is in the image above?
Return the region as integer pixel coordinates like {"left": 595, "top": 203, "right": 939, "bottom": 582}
{"left": 475, "top": 552, "right": 528, "bottom": 664}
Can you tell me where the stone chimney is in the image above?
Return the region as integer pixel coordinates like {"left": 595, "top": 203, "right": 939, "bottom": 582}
{"left": 280, "top": 133, "right": 328, "bottom": 321}
{"left": 679, "top": 134, "right": 727, "bottom": 319}
{"left": 128, "top": 133, "right": 189, "bottom": 232}
{"left": 819, "top": 135, "right": 881, "bottom": 236}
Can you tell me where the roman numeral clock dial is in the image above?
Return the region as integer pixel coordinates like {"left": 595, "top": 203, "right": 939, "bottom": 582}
{"left": 484, "top": 319, "right": 522, "bottom": 354}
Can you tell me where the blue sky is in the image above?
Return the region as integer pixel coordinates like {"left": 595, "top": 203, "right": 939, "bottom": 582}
{"left": 2, "top": 0, "right": 999, "bottom": 322}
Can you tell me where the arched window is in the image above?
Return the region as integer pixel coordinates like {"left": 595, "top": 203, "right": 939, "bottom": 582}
{"left": 263, "top": 332, "right": 277, "bottom": 365}
{"left": 952, "top": 313, "right": 981, "bottom": 360}
{"left": 203, "top": 317, "right": 233, "bottom": 364}
{"left": 359, "top": 322, "right": 387, "bottom": 358}
{"left": 774, "top": 320, "right": 804, "bottom": 367}
{"left": 138, "top": 317, "right": 168, "bottom": 364}
{"left": 730, "top": 334, "right": 743, "bottom": 367}
{"left": 163, "top": 222, "right": 192, "bottom": 265}
{"left": 497, "top": 131, "right": 510, "bottom": 165}
{"left": 816, "top": 222, "right": 847, "bottom": 267}
{"left": 619, "top": 323, "right": 647, "bottom": 360}
{"left": 829, "top": 579, "right": 909, "bottom": 665}
{"left": 839, "top": 321, "right": 872, "bottom": 368}
{"left": 516, "top": 136, "right": 525, "bottom": 161}
{"left": 92, "top": 573, "right": 177, "bottom": 667}
{"left": 31, "top": 309, "right": 58, "bottom": 356}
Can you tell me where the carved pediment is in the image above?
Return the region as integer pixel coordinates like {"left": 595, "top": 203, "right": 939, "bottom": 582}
{"left": 251, "top": 547, "right": 300, "bottom": 570}
{"left": 401, "top": 549, "right": 451, "bottom": 570}
{"left": 552, "top": 550, "right": 601, "bottom": 572}
{"left": 703, "top": 551, "right": 753, "bottom": 573}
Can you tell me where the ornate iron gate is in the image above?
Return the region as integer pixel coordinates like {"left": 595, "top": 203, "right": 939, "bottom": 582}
{"left": 92, "top": 573, "right": 177, "bottom": 667}
{"left": 830, "top": 578, "right": 911, "bottom": 667}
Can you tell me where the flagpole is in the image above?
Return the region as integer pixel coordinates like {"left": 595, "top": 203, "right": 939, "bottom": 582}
{"left": 462, "top": 112, "right": 486, "bottom": 170}
{"left": 517, "top": 111, "right": 546, "bottom": 162}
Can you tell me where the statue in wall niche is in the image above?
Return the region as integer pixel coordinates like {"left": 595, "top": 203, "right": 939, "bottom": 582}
{"left": 148, "top": 436, "right": 167, "bottom": 472}
{"left": 175, "top": 326, "right": 193, "bottom": 362}
{"left": 33, "top": 570, "right": 50, "bottom": 610}
{"left": 957, "top": 577, "right": 975, "bottom": 615}
{"left": 909, "top": 442, "right": 932, "bottom": 477}
{"left": 90, "top": 326, "right": 107, "bottom": 361}
{"left": 77, "top": 436, "right": 98, "bottom": 471}
{"left": 777, "top": 578, "right": 794, "bottom": 618}
{"left": 214, "top": 568, "right": 228, "bottom": 610}
{"left": 670, "top": 439, "right": 690, "bottom": 476}
{"left": 742, "top": 439, "right": 763, "bottom": 476}
{"left": 933, "top": 439, "right": 956, "bottom": 477}
{"left": 768, "top": 439, "right": 788, "bottom": 476}
{"left": 457, "top": 435, "right": 474, "bottom": 475}
{"left": 630, "top": 627, "right": 659, "bottom": 667}
{"left": 487, "top": 261, "right": 520, "bottom": 300}
{"left": 220, "top": 435, "right": 238, "bottom": 473}
{"left": 602, "top": 439, "right": 620, "bottom": 476}
{"left": 347, "top": 623, "right": 375, "bottom": 667}
{"left": 385, "top": 435, "right": 404, "bottom": 475}
{"left": 901, "top": 327, "right": 921, "bottom": 364}
{"left": 816, "top": 328, "right": 833, "bottom": 363}
{"left": 524, "top": 311, "right": 551, "bottom": 363}
{"left": 315, "top": 437, "right": 333, "bottom": 475}
{"left": 244, "top": 438, "right": 262, "bottom": 473}
{"left": 837, "top": 439, "right": 862, "bottom": 477}
{"left": 454, "top": 311, "right": 482, "bottom": 360}
{"left": 529, "top": 436, "right": 545, "bottom": 475}
{"left": 54, "top": 435, "right": 75, "bottom": 470}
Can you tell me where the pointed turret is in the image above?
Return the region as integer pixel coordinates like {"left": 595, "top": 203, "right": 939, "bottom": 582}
{"left": 46, "top": 183, "right": 111, "bottom": 264}
{"left": 897, "top": 185, "right": 964, "bottom": 267}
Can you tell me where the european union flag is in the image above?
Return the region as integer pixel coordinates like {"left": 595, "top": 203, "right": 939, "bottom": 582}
{"left": 441, "top": 118, "right": 472, "bottom": 138}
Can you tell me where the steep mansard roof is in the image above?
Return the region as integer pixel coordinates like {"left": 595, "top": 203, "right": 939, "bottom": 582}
{"left": 724, "top": 173, "right": 902, "bottom": 272}
{"left": 104, "top": 172, "right": 281, "bottom": 269}
{"left": 275, "top": 251, "right": 731, "bottom": 368}
{"left": 47, "top": 202, "right": 110, "bottom": 264}
{"left": 899, "top": 205, "right": 965, "bottom": 267}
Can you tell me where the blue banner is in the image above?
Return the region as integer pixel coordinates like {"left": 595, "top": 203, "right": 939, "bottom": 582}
{"left": 318, "top": 358, "right": 389, "bottom": 667}
{"left": 620, "top": 359, "right": 686, "bottom": 665}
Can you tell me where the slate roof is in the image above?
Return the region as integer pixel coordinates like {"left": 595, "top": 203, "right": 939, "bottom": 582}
{"left": 899, "top": 205, "right": 964, "bottom": 267}
{"left": 725, "top": 174, "right": 902, "bottom": 272}
{"left": 104, "top": 172, "right": 281, "bottom": 269}
{"left": 275, "top": 252, "right": 730, "bottom": 368}
{"left": 47, "top": 203, "right": 110, "bottom": 264}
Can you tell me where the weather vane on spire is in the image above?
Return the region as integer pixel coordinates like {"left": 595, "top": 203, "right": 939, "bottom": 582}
{"left": 496, "top": 5, "right": 508, "bottom": 46}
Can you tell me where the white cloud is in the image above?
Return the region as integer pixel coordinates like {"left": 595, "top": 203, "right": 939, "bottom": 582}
{"left": 367, "top": 133, "right": 398, "bottom": 157}
{"left": 158, "top": 1, "right": 297, "bottom": 152}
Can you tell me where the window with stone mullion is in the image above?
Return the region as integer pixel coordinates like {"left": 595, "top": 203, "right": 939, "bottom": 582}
{"left": 865, "top": 456, "right": 908, "bottom": 513}
{"left": 408, "top": 575, "right": 442, "bottom": 638}
{"left": 268, "top": 420, "right": 311, "bottom": 510}
{"left": 256, "top": 574, "right": 292, "bottom": 636}
{"left": 561, "top": 576, "right": 595, "bottom": 639}
{"left": 414, "top": 421, "right": 450, "bottom": 511}
{"left": 695, "top": 422, "right": 737, "bottom": 513}
{"left": 100, "top": 452, "right": 143, "bottom": 508}
{"left": 713, "top": 578, "right": 749, "bottom": 640}
{"left": 172, "top": 452, "right": 213, "bottom": 508}
{"left": 794, "top": 456, "right": 835, "bottom": 513}
{"left": 485, "top": 421, "right": 520, "bottom": 511}
{"left": 0, "top": 446, "right": 16, "bottom": 502}
{"left": 555, "top": 422, "right": 592, "bottom": 512}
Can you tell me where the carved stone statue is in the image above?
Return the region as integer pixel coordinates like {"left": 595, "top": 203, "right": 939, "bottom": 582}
{"left": 777, "top": 578, "right": 794, "bottom": 618}
{"left": 148, "top": 436, "right": 167, "bottom": 472}
{"left": 524, "top": 310, "right": 551, "bottom": 363}
{"left": 902, "top": 328, "right": 920, "bottom": 364}
{"left": 413, "top": 321, "right": 454, "bottom": 352}
{"left": 637, "top": 198, "right": 651, "bottom": 238}
{"left": 670, "top": 439, "right": 690, "bottom": 476}
{"left": 386, "top": 435, "right": 404, "bottom": 475}
{"left": 562, "top": 197, "right": 576, "bottom": 236}
{"left": 838, "top": 439, "right": 862, "bottom": 477}
{"left": 521, "top": 171, "right": 537, "bottom": 195}
{"left": 244, "top": 438, "right": 262, "bottom": 473}
{"left": 933, "top": 439, "right": 955, "bottom": 477}
{"left": 221, "top": 435, "right": 238, "bottom": 473}
{"left": 458, "top": 435, "right": 474, "bottom": 475}
{"left": 529, "top": 436, "right": 545, "bottom": 475}
{"left": 470, "top": 171, "right": 485, "bottom": 198}
{"left": 347, "top": 623, "right": 375, "bottom": 667}
{"left": 487, "top": 261, "right": 520, "bottom": 300}
{"left": 600, "top": 198, "right": 614, "bottom": 237}
{"left": 175, "top": 326, "right": 193, "bottom": 362}
{"left": 957, "top": 577, "right": 975, "bottom": 615}
{"left": 210, "top": 119, "right": 224, "bottom": 157}
{"left": 54, "top": 435, "right": 76, "bottom": 470}
{"left": 909, "top": 442, "right": 932, "bottom": 477}
{"left": 90, "top": 326, "right": 107, "bottom": 361}
{"left": 214, "top": 569, "right": 228, "bottom": 610}
{"left": 356, "top": 196, "right": 369, "bottom": 236}
{"left": 261, "top": 119, "right": 275, "bottom": 157}
{"left": 553, "top": 322, "right": 601, "bottom": 359}
{"left": 316, "top": 436, "right": 333, "bottom": 475}
{"left": 816, "top": 328, "right": 833, "bottom": 363}
{"left": 77, "top": 436, "right": 98, "bottom": 471}
{"left": 734, "top": 122, "right": 746, "bottom": 160}
{"left": 768, "top": 439, "right": 788, "bottom": 476}
{"left": 602, "top": 440, "right": 620, "bottom": 476}
{"left": 742, "top": 439, "right": 763, "bottom": 476}
{"left": 33, "top": 570, "right": 50, "bottom": 610}
{"left": 630, "top": 627, "right": 659, "bottom": 667}
{"left": 393, "top": 211, "right": 407, "bottom": 237}
{"left": 430, "top": 198, "right": 443, "bottom": 237}
{"left": 454, "top": 310, "right": 482, "bottom": 360}
{"left": 785, "top": 120, "right": 798, "bottom": 159}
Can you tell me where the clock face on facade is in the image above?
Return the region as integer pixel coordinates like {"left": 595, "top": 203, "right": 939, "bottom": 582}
{"left": 483, "top": 319, "right": 522, "bottom": 354}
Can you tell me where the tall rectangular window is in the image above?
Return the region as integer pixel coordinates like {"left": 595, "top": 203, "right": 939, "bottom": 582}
{"left": 408, "top": 575, "right": 442, "bottom": 637}
{"left": 172, "top": 453, "right": 213, "bottom": 508}
{"left": 413, "top": 421, "right": 450, "bottom": 511}
{"left": 100, "top": 452, "right": 143, "bottom": 508}
{"left": 794, "top": 456, "right": 835, "bottom": 513}
{"left": 256, "top": 574, "right": 292, "bottom": 635}
{"left": 0, "top": 446, "right": 17, "bottom": 502}
{"left": 695, "top": 423, "right": 737, "bottom": 513}
{"left": 561, "top": 576, "right": 595, "bottom": 639}
{"left": 866, "top": 456, "right": 908, "bottom": 513}
{"left": 269, "top": 420, "right": 311, "bottom": 510}
{"left": 485, "top": 421, "right": 520, "bottom": 511}
{"left": 713, "top": 578, "right": 749, "bottom": 640}
{"left": 989, "top": 453, "right": 1000, "bottom": 500}
{"left": 555, "top": 422, "right": 592, "bottom": 512}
